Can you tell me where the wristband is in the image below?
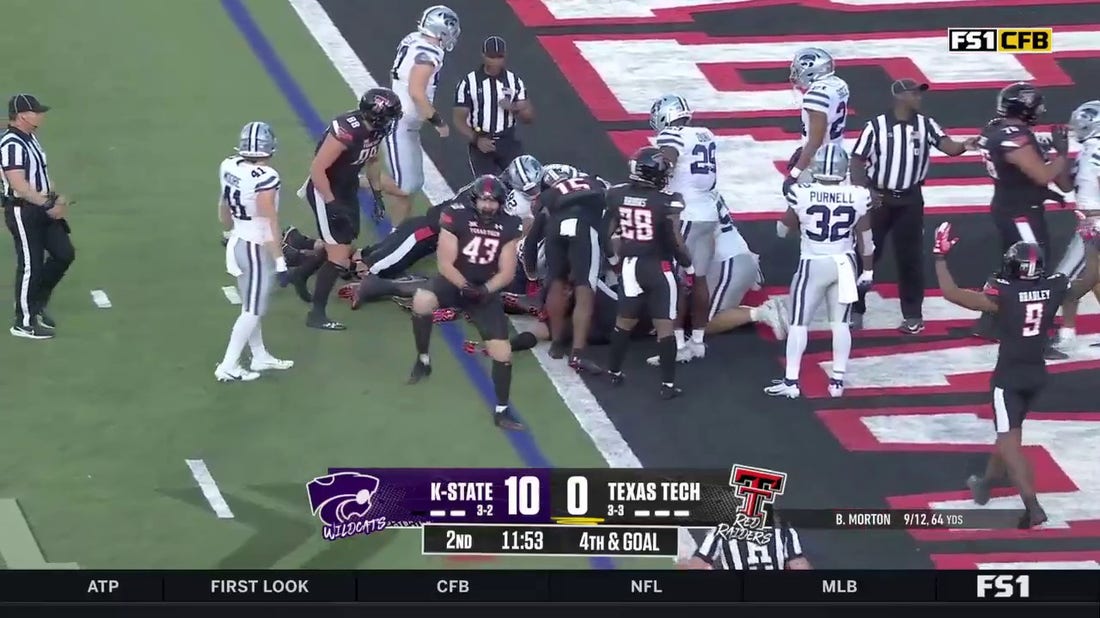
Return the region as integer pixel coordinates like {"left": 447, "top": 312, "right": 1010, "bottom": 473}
{"left": 789, "top": 167, "right": 803, "bottom": 179}
{"left": 275, "top": 256, "right": 288, "bottom": 272}
{"left": 428, "top": 112, "right": 444, "bottom": 127}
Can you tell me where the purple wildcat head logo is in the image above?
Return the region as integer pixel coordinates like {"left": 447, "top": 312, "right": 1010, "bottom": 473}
{"left": 306, "top": 472, "right": 388, "bottom": 541}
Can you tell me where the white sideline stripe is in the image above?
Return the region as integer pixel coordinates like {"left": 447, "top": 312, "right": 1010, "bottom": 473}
{"left": 90, "top": 289, "right": 112, "bottom": 308}
{"left": 222, "top": 286, "right": 242, "bottom": 305}
{"left": 186, "top": 459, "right": 235, "bottom": 519}
{"left": 289, "top": 0, "right": 698, "bottom": 560}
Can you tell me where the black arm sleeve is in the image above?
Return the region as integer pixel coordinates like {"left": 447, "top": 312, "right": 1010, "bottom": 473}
{"left": 522, "top": 210, "right": 547, "bottom": 273}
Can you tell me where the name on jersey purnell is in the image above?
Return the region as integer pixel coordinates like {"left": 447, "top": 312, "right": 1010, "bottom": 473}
{"left": 809, "top": 191, "right": 856, "bottom": 204}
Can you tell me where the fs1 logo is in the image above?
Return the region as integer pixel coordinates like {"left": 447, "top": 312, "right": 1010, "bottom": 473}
{"left": 948, "top": 28, "right": 1053, "bottom": 53}
{"left": 977, "top": 574, "right": 1031, "bottom": 598}
{"left": 716, "top": 465, "right": 788, "bottom": 545}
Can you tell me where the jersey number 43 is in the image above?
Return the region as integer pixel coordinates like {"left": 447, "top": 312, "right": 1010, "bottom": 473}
{"left": 462, "top": 236, "right": 500, "bottom": 265}
{"left": 805, "top": 204, "right": 855, "bottom": 242}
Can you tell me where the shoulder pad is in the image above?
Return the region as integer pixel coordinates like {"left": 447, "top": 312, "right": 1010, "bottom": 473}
{"left": 659, "top": 126, "right": 685, "bottom": 135}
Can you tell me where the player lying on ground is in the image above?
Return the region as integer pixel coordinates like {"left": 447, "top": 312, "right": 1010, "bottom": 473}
{"left": 407, "top": 175, "right": 525, "bottom": 430}
{"left": 215, "top": 122, "right": 294, "bottom": 382}
{"left": 933, "top": 217, "right": 1099, "bottom": 528}
{"left": 766, "top": 144, "right": 873, "bottom": 400}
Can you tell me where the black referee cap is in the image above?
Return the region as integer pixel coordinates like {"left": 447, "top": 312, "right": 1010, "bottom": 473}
{"left": 891, "top": 79, "right": 929, "bottom": 97}
{"left": 483, "top": 36, "right": 507, "bottom": 58}
{"left": 8, "top": 94, "right": 49, "bottom": 115}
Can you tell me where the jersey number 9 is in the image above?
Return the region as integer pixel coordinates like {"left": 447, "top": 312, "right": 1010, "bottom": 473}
{"left": 222, "top": 186, "right": 251, "bottom": 221}
{"left": 1022, "top": 301, "right": 1044, "bottom": 337}
{"left": 805, "top": 204, "right": 855, "bottom": 242}
{"left": 461, "top": 236, "right": 500, "bottom": 265}
{"left": 618, "top": 207, "right": 655, "bottom": 242}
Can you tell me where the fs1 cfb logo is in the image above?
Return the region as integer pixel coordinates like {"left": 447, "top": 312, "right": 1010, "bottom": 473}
{"left": 948, "top": 28, "right": 1053, "bottom": 53}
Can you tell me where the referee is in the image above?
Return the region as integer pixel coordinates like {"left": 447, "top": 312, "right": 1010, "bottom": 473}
{"left": 453, "top": 36, "right": 534, "bottom": 176}
{"left": 1, "top": 94, "right": 74, "bottom": 340}
{"left": 678, "top": 519, "right": 812, "bottom": 570}
{"left": 850, "top": 79, "right": 976, "bottom": 334}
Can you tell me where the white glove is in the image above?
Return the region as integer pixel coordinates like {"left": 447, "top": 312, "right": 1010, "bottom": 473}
{"left": 275, "top": 256, "right": 288, "bottom": 273}
{"left": 796, "top": 167, "right": 814, "bottom": 187}
{"left": 857, "top": 270, "right": 873, "bottom": 292}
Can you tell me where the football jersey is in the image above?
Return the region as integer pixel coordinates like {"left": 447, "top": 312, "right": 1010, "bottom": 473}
{"left": 1073, "top": 137, "right": 1100, "bottom": 213}
{"left": 656, "top": 125, "right": 719, "bottom": 221}
{"left": 440, "top": 203, "right": 523, "bottom": 285}
{"left": 604, "top": 183, "right": 685, "bottom": 260}
{"left": 978, "top": 119, "right": 1049, "bottom": 213}
{"left": 220, "top": 156, "right": 281, "bottom": 245}
{"left": 800, "top": 75, "right": 850, "bottom": 150}
{"left": 308, "top": 111, "right": 385, "bottom": 196}
{"left": 985, "top": 273, "right": 1070, "bottom": 383}
{"left": 713, "top": 197, "right": 750, "bottom": 262}
{"left": 505, "top": 189, "right": 535, "bottom": 220}
{"left": 390, "top": 32, "right": 445, "bottom": 124}
{"left": 788, "top": 182, "right": 870, "bottom": 258}
{"left": 538, "top": 175, "right": 607, "bottom": 229}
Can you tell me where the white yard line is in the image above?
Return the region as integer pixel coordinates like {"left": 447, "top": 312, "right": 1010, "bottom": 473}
{"left": 90, "top": 289, "right": 112, "bottom": 308}
{"left": 289, "top": 0, "right": 698, "bottom": 559}
{"left": 186, "top": 459, "right": 235, "bottom": 519}
{"left": 221, "top": 286, "right": 242, "bottom": 305}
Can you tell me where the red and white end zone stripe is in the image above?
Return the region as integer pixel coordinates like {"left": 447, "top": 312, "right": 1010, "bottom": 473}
{"left": 816, "top": 405, "right": 1100, "bottom": 541}
{"left": 508, "top": 0, "right": 1098, "bottom": 26}
{"left": 931, "top": 551, "right": 1100, "bottom": 569}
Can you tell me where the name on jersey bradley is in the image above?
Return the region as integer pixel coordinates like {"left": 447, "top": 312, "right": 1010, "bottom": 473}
{"left": 809, "top": 190, "right": 855, "bottom": 204}
{"left": 608, "top": 482, "right": 701, "bottom": 502}
{"left": 1018, "top": 289, "right": 1051, "bottom": 302}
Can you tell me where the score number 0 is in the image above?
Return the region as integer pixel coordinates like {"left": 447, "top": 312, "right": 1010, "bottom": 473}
{"left": 504, "top": 475, "right": 589, "bottom": 516}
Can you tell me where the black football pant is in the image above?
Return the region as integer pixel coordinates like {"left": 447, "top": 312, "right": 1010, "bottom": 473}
{"left": 467, "top": 132, "right": 524, "bottom": 176}
{"left": 4, "top": 205, "right": 75, "bottom": 328}
{"left": 853, "top": 188, "right": 925, "bottom": 320}
{"left": 992, "top": 208, "right": 1050, "bottom": 255}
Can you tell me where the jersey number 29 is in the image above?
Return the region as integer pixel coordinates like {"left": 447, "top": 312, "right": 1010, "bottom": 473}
{"left": 222, "top": 186, "right": 251, "bottom": 221}
{"left": 805, "top": 204, "right": 855, "bottom": 242}
{"left": 618, "top": 207, "right": 655, "bottom": 242}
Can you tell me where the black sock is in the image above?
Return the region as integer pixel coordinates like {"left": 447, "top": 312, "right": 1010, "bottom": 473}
{"left": 412, "top": 314, "right": 433, "bottom": 356}
{"left": 492, "top": 360, "right": 512, "bottom": 408}
{"left": 608, "top": 327, "right": 631, "bottom": 373}
{"left": 311, "top": 261, "right": 340, "bottom": 314}
{"left": 510, "top": 331, "right": 538, "bottom": 352}
{"left": 657, "top": 335, "right": 676, "bottom": 384}
{"left": 295, "top": 252, "right": 325, "bottom": 280}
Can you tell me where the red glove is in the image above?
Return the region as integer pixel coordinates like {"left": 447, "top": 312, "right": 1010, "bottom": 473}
{"left": 932, "top": 222, "right": 958, "bottom": 256}
{"left": 1075, "top": 210, "right": 1099, "bottom": 242}
{"left": 526, "top": 280, "right": 541, "bottom": 297}
{"left": 682, "top": 271, "right": 695, "bottom": 289}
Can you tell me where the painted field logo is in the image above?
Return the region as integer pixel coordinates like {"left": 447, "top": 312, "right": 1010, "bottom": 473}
{"left": 948, "top": 28, "right": 1053, "bottom": 53}
{"left": 716, "top": 464, "right": 788, "bottom": 544}
{"left": 306, "top": 471, "right": 389, "bottom": 540}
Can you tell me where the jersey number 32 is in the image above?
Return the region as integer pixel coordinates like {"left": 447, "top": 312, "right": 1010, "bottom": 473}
{"left": 805, "top": 204, "right": 855, "bottom": 242}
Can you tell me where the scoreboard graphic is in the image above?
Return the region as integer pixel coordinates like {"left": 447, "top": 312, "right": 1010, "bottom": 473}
{"left": 304, "top": 466, "right": 1027, "bottom": 555}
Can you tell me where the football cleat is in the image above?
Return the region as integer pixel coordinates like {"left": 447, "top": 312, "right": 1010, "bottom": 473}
{"left": 687, "top": 340, "right": 706, "bottom": 360}
{"left": 548, "top": 340, "right": 569, "bottom": 360}
{"left": 569, "top": 355, "right": 603, "bottom": 374}
{"left": 659, "top": 383, "right": 683, "bottom": 400}
{"left": 608, "top": 370, "right": 625, "bottom": 386}
{"left": 250, "top": 356, "right": 294, "bottom": 372}
{"left": 407, "top": 359, "right": 432, "bottom": 384}
{"left": 306, "top": 313, "right": 346, "bottom": 331}
{"left": 966, "top": 475, "right": 991, "bottom": 506}
{"left": 493, "top": 407, "right": 525, "bottom": 431}
{"left": 646, "top": 345, "right": 696, "bottom": 366}
{"left": 764, "top": 378, "right": 800, "bottom": 398}
{"left": 827, "top": 378, "right": 844, "bottom": 398}
{"left": 757, "top": 298, "right": 788, "bottom": 340}
{"left": 215, "top": 365, "right": 261, "bottom": 382}
{"left": 37, "top": 311, "right": 56, "bottom": 330}
{"left": 10, "top": 324, "right": 53, "bottom": 340}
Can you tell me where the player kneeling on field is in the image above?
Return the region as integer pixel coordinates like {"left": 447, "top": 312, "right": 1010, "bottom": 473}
{"left": 407, "top": 175, "right": 525, "bottom": 430}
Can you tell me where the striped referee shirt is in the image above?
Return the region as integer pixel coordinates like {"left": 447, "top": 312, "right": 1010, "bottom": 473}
{"left": 455, "top": 68, "right": 527, "bottom": 136}
{"left": 694, "top": 522, "right": 804, "bottom": 570}
{"left": 851, "top": 113, "right": 947, "bottom": 192}
{"left": 0, "top": 126, "right": 50, "bottom": 199}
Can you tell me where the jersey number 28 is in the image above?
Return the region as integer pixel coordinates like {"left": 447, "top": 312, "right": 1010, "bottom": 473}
{"left": 462, "top": 236, "right": 500, "bottom": 265}
{"left": 618, "top": 207, "right": 655, "bottom": 241}
{"left": 805, "top": 204, "right": 855, "bottom": 242}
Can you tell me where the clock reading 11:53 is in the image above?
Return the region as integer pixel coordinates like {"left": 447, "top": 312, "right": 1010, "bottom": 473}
{"left": 501, "top": 528, "right": 544, "bottom": 552}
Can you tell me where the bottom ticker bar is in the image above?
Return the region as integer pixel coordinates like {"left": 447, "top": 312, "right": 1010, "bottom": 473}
{"left": 0, "top": 570, "right": 1095, "bottom": 603}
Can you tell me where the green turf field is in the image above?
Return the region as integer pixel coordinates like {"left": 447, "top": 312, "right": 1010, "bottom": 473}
{"left": 0, "top": 0, "right": 627, "bottom": 569}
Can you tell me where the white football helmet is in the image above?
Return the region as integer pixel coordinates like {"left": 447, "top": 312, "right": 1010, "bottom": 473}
{"left": 236, "top": 121, "right": 277, "bottom": 158}
{"left": 649, "top": 94, "right": 693, "bottom": 132}
{"left": 418, "top": 5, "right": 460, "bottom": 52}
{"left": 1069, "top": 100, "right": 1100, "bottom": 143}
{"left": 790, "top": 47, "right": 836, "bottom": 90}
{"left": 810, "top": 144, "right": 848, "bottom": 182}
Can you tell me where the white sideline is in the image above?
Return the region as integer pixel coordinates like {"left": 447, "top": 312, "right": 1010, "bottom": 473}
{"left": 186, "top": 459, "right": 235, "bottom": 519}
{"left": 288, "top": 0, "right": 698, "bottom": 560}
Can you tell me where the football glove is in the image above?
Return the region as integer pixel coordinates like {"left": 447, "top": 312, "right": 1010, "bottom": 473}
{"left": 369, "top": 185, "right": 387, "bottom": 224}
{"left": 1075, "top": 210, "right": 1100, "bottom": 242}
{"left": 856, "top": 270, "right": 874, "bottom": 293}
{"left": 932, "top": 222, "right": 958, "bottom": 256}
{"left": 461, "top": 284, "right": 489, "bottom": 302}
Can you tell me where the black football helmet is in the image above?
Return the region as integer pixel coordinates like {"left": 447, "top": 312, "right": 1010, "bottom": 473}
{"left": 358, "top": 88, "right": 403, "bottom": 139}
{"left": 1002, "top": 241, "right": 1045, "bottom": 280}
{"left": 470, "top": 174, "right": 508, "bottom": 221}
{"left": 629, "top": 147, "right": 673, "bottom": 189}
{"left": 996, "top": 82, "right": 1045, "bottom": 126}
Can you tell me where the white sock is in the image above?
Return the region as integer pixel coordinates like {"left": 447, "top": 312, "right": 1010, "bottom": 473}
{"left": 220, "top": 313, "right": 260, "bottom": 370}
{"left": 1059, "top": 326, "right": 1076, "bottom": 340}
{"left": 248, "top": 324, "right": 270, "bottom": 359}
{"left": 748, "top": 306, "right": 760, "bottom": 322}
{"left": 691, "top": 329, "right": 705, "bottom": 344}
{"left": 785, "top": 325, "right": 809, "bottom": 381}
{"left": 419, "top": 353, "right": 431, "bottom": 365}
{"left": 674, "top": 329, "right": 686, "bottom": 349}
{"left": 830, "top": 322, "right": 852, "bottom": 377}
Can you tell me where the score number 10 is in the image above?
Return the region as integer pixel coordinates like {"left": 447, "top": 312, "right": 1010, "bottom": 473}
{"left": 504, "top": 475, "right": 590, "bottom": 516}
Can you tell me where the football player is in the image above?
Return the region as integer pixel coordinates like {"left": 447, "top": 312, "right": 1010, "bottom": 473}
{"left": 384, "top": 5, "right": 460, "bottom": 225}
{"left": 1053, "top": 100, "right": 1100, "bottom": 352}
{"left": 651, "top": 94, "right": 718, "bottom": 361}
{"left": 784, "top": 48, "right": 849, "bottom": 196}
{"left": 934, "top": 219, "right": 1098, "bottom": 528}
{"left": 293, "top": 88, "right": 402, "bottom": 331}
{"left": 501, "top": 154, "right": 543, "bottom": 225}
{"left": 215, "top": 122, "right": 294, "bottom": 382}
{"left": 407, "top": 175, "right": 525, "bottom": 430}
{"left": 766, "top": 145, "right": 872, "bottom": 399}
{"left": 604, "top": 147, "right": 693, "bottom": 400}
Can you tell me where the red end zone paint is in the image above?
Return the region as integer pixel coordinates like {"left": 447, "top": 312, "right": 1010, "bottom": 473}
{"left": 537, "top": 29, "right": 1094, "bottom": 123}
{"left": 931, "top": 550, "right": 1100, "bottom": 568}
{"left": 508, "top": 0, "right": 1097, "bottom": 26}
{"left": 816, "top": 405, "right": 1100, "bottom": 541}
